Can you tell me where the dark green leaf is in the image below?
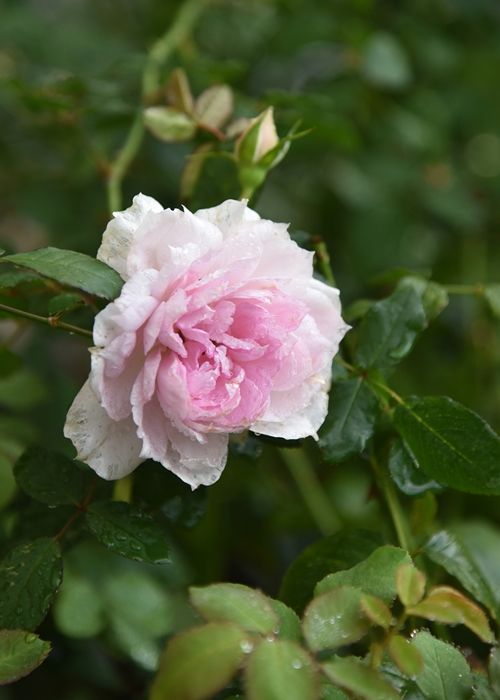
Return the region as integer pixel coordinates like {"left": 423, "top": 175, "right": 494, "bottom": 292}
{"left": 0, "top": 538, "right": 62, "bottom": 630}
{"left": 424, "top": 523, "right": 500, "bottom": 620}
{"left": 397, "top": 277, "right": 449, "bottom": 322}
{"left": 322, "top": 657, "right": 400, "bottom": 700}
{"left": 411, "top": 631, "right": 473, "bottom": 700}
{"left": 303, "top": 586, "right": 369, "bottom": 652}
{"left": 488, "top": 647, "right": 500, "bottom": 697}
{"left": 47, "top": 292, "right": 84, "bottom": 315}
{"left": 319, "top": 377, "right": 379, "bottom": 462}
{"left": 279, "top": 529, "right": 383, "bottom": 614}
{"left": 85, "top": 501, "right": 170, "bottom": 564}
{"left": 0, "top": 630, "right": 51, "bottom": 685}
{"left": 245, "top": 638, "right": 318, "bottom": 700}
{"left": 388, "top": 438, "right": 443, "bottom": 496}
{"left": 354, "top": 285, "right": 426, "bottom": 371}
{"left": 150, "top": 623, "right": 249, "bottom": 700}
{"left": 4, "top": 247, "right": 123, "bottom": 300}
{"left": 189, "top": 583, "right": 279, "bottom": 635}
{"left": 14, "top": 446, "right": 88, "bottom": 506}
{"left": 315, "top": 546, "right": 412, "bottom": 602}
{"left": 394, "top": 396, "right": 500, "bottom": 494}
{"left": 0, "top": 348, "right": 21, "bottom": 378}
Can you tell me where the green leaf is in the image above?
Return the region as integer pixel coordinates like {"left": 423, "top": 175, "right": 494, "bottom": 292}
{"left": 407, "top": 586, "right": 494, "bottom": 643}
{"left": 320, "top": 684, "right": 349, "bottom": 700}
{"left": 318, "top": 377, "right": 379, "bottom": 462}
{"left": 322, "top": 657, "right": 399, "bottom": 700}
{"left": 150, "top": 623, "right": 249, "bottom": 700}
{"left": 3, "top": 247, "right": 123, "bottom": 300}
{"left": 411, "top": 631, "right": 473, "bottom": 700}
{"left": 360, "top": 594, "right": 392, "bottom": 629}
{"left": 0, "top": 538, "right": 62, "bottom": 630}
{"left": 424, "top": 523, "right": 500, "bottom": 620}
{"left": 189, "top": 583, "right": 279, "bottom": 635}
{"left": 488, "top": 647, "right": 500, "bottom": 696}
{"left": 279, "top": 529, "right": 383, "bottom": 614}
{"left": 245, "top": 638, "right": 318, "bottom": 700}
{"left": 395, "top": 562, "right": 426, "bottom": 607}
{"left": 0, "top": 269, "right": 40, "bottom": 290}
{"left": 484, "top": 285, "right": 500, "bottom": 318}
{"left": 195, "top": 84, "right": 233, "bottom": 129}
{"left": 270, "top": 600, "right": 302, "bottom": 641}
{"left": 0, "top": 630, "right": 51, "bottom": 685}
{"left": 473, "top": 672, "right": 497, "bottom": 700}
{"left": 303, "top": 586, "right": 369, "bottom": 652}
{"left": 394, "top": 396, "right": 500, "bottom": 494}
{"left": 315, "top": 546, "right": 412, "bottom": 602}
{"left": 47, "top": 292, "right": 83, "bottom": 315}
{"left": 144, "top": 106, "right": 197, "bottom": 142}
{"left": 354, "top": 285, "right": 426, "bottom": 371}
{"left": 0, "top": 450, "right": 17, "bottom": 511}
{"left": 388, "top": 635, "right": 424, "bottom": 678}
{"left": 166, "top": 68, "right": 194, "bottom": 114}
{"left": 53, "top": 570, "right": 105, "bottom": 639}
{"left": 397, "top": 277, "right": 449, "bottom": 322}
{"left": 14, "top": 446, "right": 88, "bottom": 505}
{"left": 362, "top": 32, "right": 412, "bottom": 89}
{"left": 388, "top": 438, "right": 443, "bottom": 497}
{"left": 85, "top": 501, "right": 170, "bottom": 564}
{"left": 0, "top": 348, "right": 21, "bottom": 378}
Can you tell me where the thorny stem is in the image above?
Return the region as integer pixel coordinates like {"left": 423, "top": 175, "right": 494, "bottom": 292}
{"left": 54, "top": 480, "right": 97, "bottom": 543}
{"left": 280, "top": 447, "right": 342, "bottom": 536}
{"left": 106, "top": 0, "right": 207, "bottom": 213}
{"left": 370, "top": 451, "right": 413, "bottom": 553}
{"left": 0, "top": 302, "right": 93, "bottom": 340}
{"left": 314, "top": 240, "right": 337, "bottom": 287}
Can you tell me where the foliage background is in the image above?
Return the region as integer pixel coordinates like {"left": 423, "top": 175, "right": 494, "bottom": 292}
{"left": 1, "top": 0, "right": 500, "bottom": 697}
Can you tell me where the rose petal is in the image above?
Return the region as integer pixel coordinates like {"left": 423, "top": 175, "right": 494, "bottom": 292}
{"left": 194, "top": 199, "right": 260, "bottom": 237}
{"left": 97, "top": 193, "right": 163, "bottom": 279}
{"left": 64, "top": 380, "right": 142, "bottom": 480}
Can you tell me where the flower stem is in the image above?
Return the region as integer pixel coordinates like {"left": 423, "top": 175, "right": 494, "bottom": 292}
{"left": 113, "top": 474, "right": 133, "bottom": 503}
{"left": 0, "top": 302, "right": 93, "bottom": 340}
{"left": 370, "top": 451, "right": 413, "bottom": 552}
{"left": 443, "top": 283, "right": 484, "bottom": 296}
{"left": 314, "top": 240, "right": 337, "bottom": 287}
{"left": 106, "top": 0, "right": 207, "bottom": 213}
{"left": 280, "top": 447, "right": 342, "bottom": 536}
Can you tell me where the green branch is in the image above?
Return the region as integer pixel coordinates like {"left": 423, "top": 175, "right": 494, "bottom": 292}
{"left": 280, "top": 447, "right": 342, "bottom": 536}
{"left": 0, "top": 302, "right": 93, "bottom": 340}
{"left": 106, "top": 0, "right": 207, "bottom": 213}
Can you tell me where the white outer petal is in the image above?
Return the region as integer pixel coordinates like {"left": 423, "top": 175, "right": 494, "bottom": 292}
{"left": 194, "top": 199, "right": 260, "bottom": 238}
{"left": 64, "top": 379, "right": 142, "bottom": 480}
{"left": 97, "top": 194, "right": 163, "bottom": 279}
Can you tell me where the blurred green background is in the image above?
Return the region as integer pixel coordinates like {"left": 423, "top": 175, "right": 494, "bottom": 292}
{"left": 1, "top": 0, "right": 500, "bottom": 697}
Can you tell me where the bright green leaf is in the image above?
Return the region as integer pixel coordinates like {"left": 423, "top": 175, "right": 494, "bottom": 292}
{"left": 85, "top": 501, "right": 170, "bottom": 564}
{"left": 488, "top": 647, "right": 500, "bottom": 696}
{"left": 245, "top": 638, "right": 318, "bottom": 700}
{"left": 388, "top": 635, "right": 423, "bottom": 678}
{"left": 396, "top": 562, "right": 426, "bottom": 607}
{"left": 319, "top": 377, "right": 379, "bottom": 462}
{"left": 411, "top": 631, "right": 473, "bottom": 700}
{"left": 279, "top": 529, "right": 383, "bottom": 614}
{"left": 407, "top": 586, "right": 494, "bottom": 643}
{"left": 0, "top": 538, "right": 62, "bottom": 630}
{"left": 394, "top": 396, "right": 500, "bottom": 494}
{"left": 53, "top": 571, "right": 105, "bottom": 639}
{"left": 322, "top": 657, "right": 399, "bottom": 700}
{"left": 360, "top": 594, "right": 392, "bottom": 629}
{"left": 484, "top": 285, "right": 500, "bottom": 318}
{"left": 362, "top": 32, "right": 412, "bottom": 89}
{"left": 189, "top": 583, "right": 279, "bottom": 635}
{"left": 315, "top": 546, "right": 412, "bottom": 602}
{"left": 303, "top": 586, "right": 369, "bottom": 652}
{"left": 269, "top": 599, "right": 302, "bottom": 641}
{"left": 0, "top": 630, "right": 51, "bottom": 686}
{"left": 4, "top": 247, "right": 123, "bottom": 300}
{"left": 150, "top": 623, "right": 249, "bottom": 700}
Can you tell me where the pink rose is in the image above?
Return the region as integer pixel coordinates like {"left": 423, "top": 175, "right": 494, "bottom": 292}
{"left": 64, "top": 197, "right": 348, "bottom": 488}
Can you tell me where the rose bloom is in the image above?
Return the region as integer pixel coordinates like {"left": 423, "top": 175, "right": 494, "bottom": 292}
{"left": 64, "top": 197, "right": 348, "bottom": 489}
